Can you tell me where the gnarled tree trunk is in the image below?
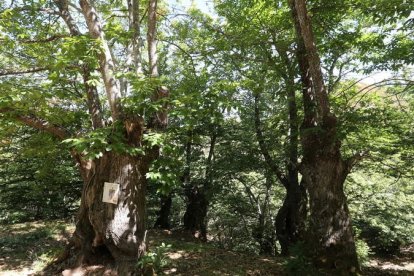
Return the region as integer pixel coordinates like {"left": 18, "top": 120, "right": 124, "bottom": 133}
{"left": 55, "top": 114, "right": 155, "bottom": 274}
{"left": 288, "top": 0, "right": 359, "bottom": 272}
{"left": 275, "top": 179, "right": 307, "bottom": 256}
{"left": 72, "top": 152, "right": 149, "bottom": 269}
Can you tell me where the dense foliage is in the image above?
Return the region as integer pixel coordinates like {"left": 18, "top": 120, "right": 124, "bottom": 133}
{"left": 0, "top": 127, "right": 81, "bottom": 223}
{"left": 0, "top": 0, "right": 413, "bottom": 273}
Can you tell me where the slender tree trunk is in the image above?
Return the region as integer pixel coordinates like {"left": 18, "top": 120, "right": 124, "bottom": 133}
{"left": 146, "top": 0, "right": 169, "bottom": 130}
{"left": 147, "top": 0, "right": 158, "bottom": 78}
{"left": 122, "top": 0, "right": 143, "bottom": 96}
{"left": 275, "top": 62, "right": 308, "bottom": 256}
{"left": 254, "top": 90, "right": 306, "bottom": 255}
{"left": 255, "top": 175, "right": 275, "bottom": 255}
{"left": 154, "top": 193, "right": 173, "bottom": 229}
{"left": 288, "top": 0, "right": 359, "bottom": 272}
{"left": 128, "top": 0, "right": 143, "bottom": 75}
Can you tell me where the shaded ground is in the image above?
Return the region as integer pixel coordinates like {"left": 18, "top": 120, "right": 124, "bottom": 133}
{"left": 148, "top": 230, "right": 284, "bottom": 275}
{"left": 0, "top": 220, "right": 413, "bottom": 275}
{"left": 364, "top": 244, "right": 414, "bottom": 276}
{"left": 0, "top": 220, "right": 74, "bottom": 276}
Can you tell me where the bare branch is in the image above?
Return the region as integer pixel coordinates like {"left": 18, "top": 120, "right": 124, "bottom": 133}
{"left": 0, "top": 67, "right": 49, "bottom": 76}
{"left": 54, "top": 0, "right": 82, "bottom": 35}
{"left": 0, "top": 34, "right": 68, "bottom": 44}
{"left": 147, "top": 0, "right": 159, "bottom": 77}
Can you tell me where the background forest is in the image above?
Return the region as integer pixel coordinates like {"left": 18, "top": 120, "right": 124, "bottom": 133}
{"left": 0, "top": 0, "right": 413, "bottom": 275}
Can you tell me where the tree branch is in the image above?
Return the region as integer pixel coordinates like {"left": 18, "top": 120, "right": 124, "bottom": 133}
{"left": 0, "top": 67, "right": 49, "bottom": 76}
{"left": 147, "top": 0, "right": 158, "bottom": 77}
{"left": 54, "top": 0, "right": 104, "bottom": 129}
{"left": 0, "top": 34, "right": 68, "bottom": 44}
{"left": 254, "top": 93, "right": 288, "bottom": 187}
{"left": 345, "top": 150, "right": 369, "bottom": 172}
{"left": 0, "top": 108, "right": 69, "bottom": 139}
{"left": 54, "top": 0, "right": 82, "bottom": 36}
{"left": 290, "top": 0, "right": 331, "bottom": 121}
{"left": 79, "top": 0, "right": 122, "bottom": 120}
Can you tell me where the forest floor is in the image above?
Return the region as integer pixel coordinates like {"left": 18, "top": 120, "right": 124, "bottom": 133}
{"left": 0, "top": 220, "right": 413, "bottom": 276}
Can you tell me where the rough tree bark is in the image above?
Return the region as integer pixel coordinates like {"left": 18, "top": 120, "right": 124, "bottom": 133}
{"left": 72, "top": 148, "right": 151, "bottom": 271}
{"left": 288, "top": 0, "right": 359, "bottom": 272}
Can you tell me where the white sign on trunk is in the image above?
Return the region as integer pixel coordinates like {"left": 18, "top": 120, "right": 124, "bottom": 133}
{"left": 102, "top": 182, "right": 120, "bottom": 204}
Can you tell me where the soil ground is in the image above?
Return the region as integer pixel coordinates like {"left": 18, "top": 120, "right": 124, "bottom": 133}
{"left": 0, "top": 220, "right": 413, "bottom": 275}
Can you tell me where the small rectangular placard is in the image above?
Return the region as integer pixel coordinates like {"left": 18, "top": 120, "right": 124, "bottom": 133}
{"left": 102, "top": 182, "right": 120, "bottom": 204}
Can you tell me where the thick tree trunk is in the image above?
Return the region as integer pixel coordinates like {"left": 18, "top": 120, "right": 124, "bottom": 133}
{"left": 68, "top": 151, "right": 151, "bottom": 273}
{"left": 49, "top": 151, "right": 154, "bottom": 276}
{"left": 300, "top": 147, "right": 358, "bottom": 271}
{"left": 288, "top": 0, "right": 359, "bottom": 272}
{"left": 154, "top": 193, "right": 172, "bottom": 229}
